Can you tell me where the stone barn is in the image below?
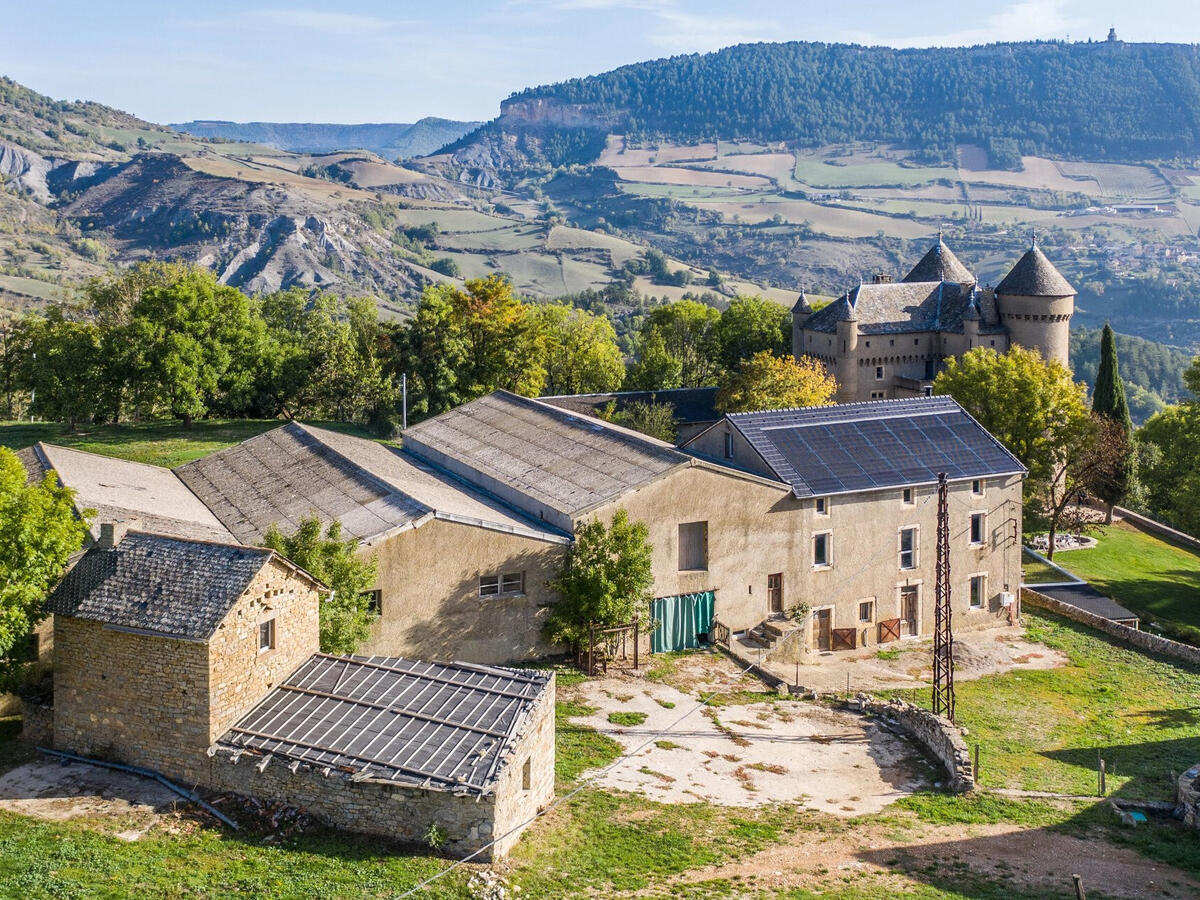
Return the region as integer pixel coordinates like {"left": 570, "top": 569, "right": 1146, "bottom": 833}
{"left": 44, "top": 523, "right": 555, "bottom": 857}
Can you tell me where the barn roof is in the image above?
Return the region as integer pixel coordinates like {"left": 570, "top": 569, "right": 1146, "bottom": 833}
{"left": 214, "top": 653, "right": 551, "bottom": 794}
{"left": 20, "top": 443, "right": 234, "bottom": 543}
{"left": 176, "top": 422, "right": 564, "bottom": 546}
{"left": 708, "top": 395, "right": 1025, "bottom": 498}
{"left": 402, "top": 391, "right": 693, "bottom": 526}
{"left": 46, "top": 531, "right": 288, "bottom": 640}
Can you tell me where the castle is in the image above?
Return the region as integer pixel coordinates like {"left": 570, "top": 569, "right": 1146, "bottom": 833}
{"left": 792, "top": 237, "right": 1075, "bottom": 403}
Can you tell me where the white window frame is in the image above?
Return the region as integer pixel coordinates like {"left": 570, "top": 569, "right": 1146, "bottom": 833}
{"left": 812, "top": 531, "right": 832, "bottom": 569}
{"left": 875, "top": 365, "right": 885, "bottom": 380}
{"left": 501, "top": 572, "right": 525, "bottom": 594}
{"left": 898, "top": 525, "right": 919, "bottom": 570}
{"left": 258, "top": 617, "right": 276, "bottom": 654}
{"left": 479, "top": 575, "right": 501, "bottom": 597}
{"left": 480, "top": 572, "right": 526, "bottom": 598}
{"left": 971, "top": 478, "right": 984, "bottom": 496}
{"left": 902, "top": 487, "right": 914, "bottom": 505}
{"left": 968, "top": 573, "right": 987, "bottom": 609}
{"left": 814, "top": 496, "right": 830, "bottom": 516}
{"left": 969, "top": 511, "right": 987, "bottom": 546}
{"left": 858, "top": 599, "right": 875, "bottom": 623}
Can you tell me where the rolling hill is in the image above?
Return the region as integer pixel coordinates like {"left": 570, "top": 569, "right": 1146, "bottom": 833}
{"left": 170, "top": 118, "right": 479, "bottom": 160}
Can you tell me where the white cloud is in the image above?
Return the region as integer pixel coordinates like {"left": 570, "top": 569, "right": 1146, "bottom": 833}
{"left": 845, "top": 0, "right": 1080, "bottom": 48}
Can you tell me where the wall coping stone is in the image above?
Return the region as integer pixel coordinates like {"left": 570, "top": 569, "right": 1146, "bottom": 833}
{"left": 843, "top": 693, "right": 975, "bottom": 792}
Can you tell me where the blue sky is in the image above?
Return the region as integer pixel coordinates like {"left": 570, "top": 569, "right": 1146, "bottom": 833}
{"left": 2, "top": 1, "right": 1197, "bottom": 124}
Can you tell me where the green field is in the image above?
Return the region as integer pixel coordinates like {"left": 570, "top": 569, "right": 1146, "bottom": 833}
{"left": 792, "top": 156, "right": 951, "bottom": 188}
{"left": 0, "top": 419, "right": 373, "bottom": 468}
{"left": 1046, "top": 521, "right": 1200, "bottom": 639}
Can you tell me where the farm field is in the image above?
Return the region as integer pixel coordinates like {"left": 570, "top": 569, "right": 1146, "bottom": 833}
{"left": 1, "top": 617, "right": 1199, "bottom": 898}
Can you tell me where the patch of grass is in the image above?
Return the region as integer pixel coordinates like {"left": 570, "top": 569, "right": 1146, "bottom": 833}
{"left": 0, "top": 418, "right": 376, "bottom": 468}
{"left": 644, "top": 649, "right": 695, "bottom": 683}
{"left": 607, "top": 711, "right": 648, "bottom": 727}
{"left": 893, "top": 792, "right": 1079, "bottom": 827}
{"left": 653, "top": 740, "right": 683, "bottom": 751}
{"left": 556, "top": 701, "right": 621, "bottom": 784}
{"left": 885, "top": 609, "right": 1200, "bottom": 798}
{"left": 746, "top": 762, "right": 787, "bottom": 775}
{"left": 875, "top": 648, "right": 903, "bottom": 661}
{"left": 653, "top": 698, "right": 676, "bottom": 709}
{"left": 1021, "top": 548, "right": 1067, "bottom": 585}
{"left": 1052, "top": 521, "right": 1200, "bottom": 634}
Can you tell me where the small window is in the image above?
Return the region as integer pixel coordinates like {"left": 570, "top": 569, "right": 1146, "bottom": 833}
{"left": 970, "top": 575, "right": 986, "bottom": 609}
{"left": 501, "top": 572, "right": 525, "bottom": 594}
{"left": 899, "top": 527, "right": 917, "bottom": 569}
{"left": 971, "top": 479, "right": 983, "bottom": 495}
{"left": 870, "top": 390, "right": 886, "bottom": 400}
{"left": 678, "top": 521, "right": 708, "bottom": 571}
{"left": 361, "top": 589, "right": 382, "bottom": 614}
{"left": 522, "top": 757, "right": 532, "bottom": 791}
{"left": 970, "top": 513, "right": 986, "bottom": 545}
{"left": 858, "top": 600, "right": 875, "bottom": 623}
{"left": 914, "top": 338, "right": 919, "bottom": 346}
{"left": 902, "top": 487, "right": 913, "bottom": 505}
{"left": 875, "top": 366, "right": 884, "bottom": 380}
{"left": 724, "top": 431, "right": 734, "bottom": 459}
{"left": 479, "top": 575, "right": 501, "bottom": 597}
{"left": 923, "top": 385, "right": 933, "bottom": 397}
{"left": 864, "top": 340, "right": 871, "bottom": 348}
{"left": 258, "top": 618, "right": 276, "bottom": 653}
{"left": 815, "top": 497, "right": 828, "bottom": 515}
{"left": 813, "top": 532, "right": 831, "bottom": 567}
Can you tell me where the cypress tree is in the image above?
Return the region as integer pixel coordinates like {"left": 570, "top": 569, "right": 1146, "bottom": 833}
{"left": 1092, "top": 322, "right": 1132, "bottom": 431}
{"left": 1091, "top": 322, "right": 1133, "bottom": 522}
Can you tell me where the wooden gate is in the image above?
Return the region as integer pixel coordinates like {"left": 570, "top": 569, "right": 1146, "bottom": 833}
{"left": 831, "top": 627, "right": 857, "bottom": 651}
{"left": 878, "top": 618, "right": 902, "bottom": 643}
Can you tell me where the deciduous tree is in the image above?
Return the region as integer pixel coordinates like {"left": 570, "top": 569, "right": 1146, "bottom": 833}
{"left": 714, "top": 295, "right": 791, "bottom": 373}
{"left": 716, "top": 351, "right": 836, "bottom": 413}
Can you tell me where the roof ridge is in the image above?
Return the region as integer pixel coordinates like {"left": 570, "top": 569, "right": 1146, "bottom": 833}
{"left": 726, "top": 395, "right": 954, "bottom": 418}
{"left": 40, "top": 441, "right": 174, "bottom": 473}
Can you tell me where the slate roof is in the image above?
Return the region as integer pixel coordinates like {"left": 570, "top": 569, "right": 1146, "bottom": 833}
{"left": 214, "top": 654, "right": 551, "bottom": 794}
{"left": 995, "top": 245, "right": 1075, "bottom": 296}
{"left": 46, "top": 531, "right": 279, "bottom": 640}
{"left": 20, "top": 443, "right": 234, "bottom": 543}
{"left": 803, "top": 281, "right": 995, "bottom": 336}
{"left": 177, "top": 423, "right": 563, "bottom": 545}
{"left": 402, "top": 391, "right": 693, "bottom": 526}
{"left": 540, "top": 387, "right": 720, "bottom": 427}
{"left": 1032, "top": 584, "right": 1139, "bottom": 624}
{"left": 904, "top": 239, "right": 975, "bottom": 284}
{"left": 710, "top": 396, "right": 1025, "bottom": 498}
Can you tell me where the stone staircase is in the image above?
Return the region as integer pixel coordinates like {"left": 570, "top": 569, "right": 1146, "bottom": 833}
{"left": 739, "top": 617, "right": 798, "bottom": 652}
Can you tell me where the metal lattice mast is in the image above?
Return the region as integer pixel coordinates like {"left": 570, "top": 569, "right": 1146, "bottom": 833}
{"left": 932, "top": 472, "right": 956, "bottom": 721}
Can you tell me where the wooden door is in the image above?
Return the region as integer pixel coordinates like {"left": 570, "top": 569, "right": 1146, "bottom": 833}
{"left": 767, "top": 573, "right": 783, "bottom": 614}
{"left": 900, "top": 586, "right": 919, "bottom": 636}
{"left": 812, "top": 608, "right": 832, "bottom": 651}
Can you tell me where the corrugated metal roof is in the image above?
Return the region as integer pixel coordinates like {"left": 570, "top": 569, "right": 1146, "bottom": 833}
{"left": 403, "top": 391, "right": 692, "bottom": 522}
{"left": 722, "top": 396, "right": 1026, "bottom": 498}
{"left": 46, "top": 531, "right": 274, "bottom": 640}
{"left": 214, "top": 654, "right": 551, "bottom": 794}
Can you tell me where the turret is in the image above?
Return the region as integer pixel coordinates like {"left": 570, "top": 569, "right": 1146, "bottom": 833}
{"left": 791, "top": 289, "right": 812, "bottom": 358}
{"left": 963, "top": 293, "right": 981, "bottom": 349}
{"left": 904, "top": 235, "right": 975, "bottom": 285}
{"left": 834, "top": 293, "right": 859, "bottom": 403}
{"left": 995, "top": 238, "right": 1075, "bottom": 366}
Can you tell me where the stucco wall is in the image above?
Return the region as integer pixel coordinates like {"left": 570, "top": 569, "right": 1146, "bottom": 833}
{"left": 360, "top": 519, "right": 565, "bottom": 664}
{"left": 592, "top": 462, "right": 1022, "bottom": 649}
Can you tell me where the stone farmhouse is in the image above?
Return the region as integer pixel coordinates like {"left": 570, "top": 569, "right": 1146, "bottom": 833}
{"left": 25, "top": 391, "right": 1024, "bottom": 664}
{"left": 794, "top": 237, "right": 1075, "bottom": 403}
{"left": 44, "top": 522, "right": 554, "bottom": 858}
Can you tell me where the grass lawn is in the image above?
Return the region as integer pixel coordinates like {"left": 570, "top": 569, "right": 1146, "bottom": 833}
{"left": 1021, "top": 548, "right": 1070, "bottom": 585}
{"left": 1045, "top": 521, "right": 1200, "bottom": 637}
{"left": 888, "top": 609, "right": 1200, "bottom": 799}
{"left": 0, "top": 418, "right": 376, "bottom": 468}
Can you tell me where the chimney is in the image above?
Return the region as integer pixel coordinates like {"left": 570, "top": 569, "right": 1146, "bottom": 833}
{"left": 872, "top": 273, "right": 893, "bottom": 284}
{"left": 97, "top": 518, "right": 139, "bottom": 549}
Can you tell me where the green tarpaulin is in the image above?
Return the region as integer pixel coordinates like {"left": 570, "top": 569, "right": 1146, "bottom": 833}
{"left": 651, "top": 591, "right": 715, "bottom": 652}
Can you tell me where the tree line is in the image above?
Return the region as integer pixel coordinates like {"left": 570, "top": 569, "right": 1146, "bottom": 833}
{"left": 0, "top": 263, "right": 832, "bottom": 433}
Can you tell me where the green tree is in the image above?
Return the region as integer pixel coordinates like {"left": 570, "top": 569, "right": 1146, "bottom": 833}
{"left": 716, "top": 351, "right": 836, "bottom": 413}
{"left": 263, "top": 516, "right": 378, "bottom": 655}
{"left": 19, "top": 308, "right": 105, "bottom": 429}
{"left": 530, "top": 303, "right": 624, "bottom": 395}
{"left": 546, "top": 510, "right": 654, "bottom": 648}
{"left": 627, "top": 300, "right": 721, "bottom": 390}
{"left": 1091, "top": 323, "right": 1134, "bottom": 521}
{"left": 599, "top": 399, "right": 677, "bottom": 442}
{"left": 0, "top": 448, "right": 88, "bottom": 665}
{"left": 714, "top": 295, "right": 791, "bottom": 373}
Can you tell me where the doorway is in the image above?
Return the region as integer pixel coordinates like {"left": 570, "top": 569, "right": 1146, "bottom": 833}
{"left": 900, "top": 586, "right": 920, "bottom": 636}
{"left": 812, "top": 607, "right": 832, "bottom": 651}
{"left": 767, "top": 573, "right": 783, "bottom": 614}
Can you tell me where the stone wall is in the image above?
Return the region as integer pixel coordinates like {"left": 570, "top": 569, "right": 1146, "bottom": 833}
{"left": 53, "top": 617, "right": 213, "bottom": 782}
{"left": 490, "top": 675, "right": 556, "bottom": 857}
{"left": 1114, "top": 507, "right": 1200, "bottom": 553}
{"left": 19, "top": 700, "right": 53, "bottom": 746}
{"left": 847, "top": 694, "right": 974, "bottom": 792}
{"left": 1177, "top": 765, "right": 1200, "bottom": 829}
{"left": 1022, "top": 589, "right": 1200, "bottom": 668}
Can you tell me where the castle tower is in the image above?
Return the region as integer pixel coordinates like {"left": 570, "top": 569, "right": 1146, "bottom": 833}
{"left": 834, "top": 292, "right": 859, "bottom": 403}
{"left": 994, "top": 239, "right": 1074, "bottom": 365}
{"left": 791, "top": 289, "right": 812, "bottom": 358}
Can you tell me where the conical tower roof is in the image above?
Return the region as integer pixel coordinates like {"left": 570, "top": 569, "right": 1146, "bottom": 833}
{"left": 903, "top": 238, "right": 974, "bottom": 284}
{"left": 791, "top": 288, "right": 811, "bottom": 315}
{"left": 996, "top": 244, "right": 1075, "bottom": 297}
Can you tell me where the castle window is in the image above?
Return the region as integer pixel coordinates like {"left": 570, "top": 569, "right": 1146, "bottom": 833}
{"left": 864, "top": 340, "right": 870, "bottom": 347}
{"left": 875, "top": 366, "right": 884, "bottom": 380}
{"left": 889, "top": 339, "right": 894, "bottom": 347}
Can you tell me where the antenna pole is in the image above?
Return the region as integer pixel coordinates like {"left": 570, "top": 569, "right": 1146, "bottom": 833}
{"left": 402, "top": 373, "right": 408, "bottom": 431}
{"left": 932, "top": 472, "right": 956, "bottom": 721}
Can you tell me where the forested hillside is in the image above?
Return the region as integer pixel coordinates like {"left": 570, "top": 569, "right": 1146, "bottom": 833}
{"left": 1070, "top": 326, "right": 1194, "bottom": 422}
{"left": 503, "top": 39, "right": 1200, "bottom": 165}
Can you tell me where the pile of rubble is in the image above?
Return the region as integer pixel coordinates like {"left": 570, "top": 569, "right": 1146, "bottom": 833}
{"left": 207, "top": 792, "right": 316, "bottom": 843}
